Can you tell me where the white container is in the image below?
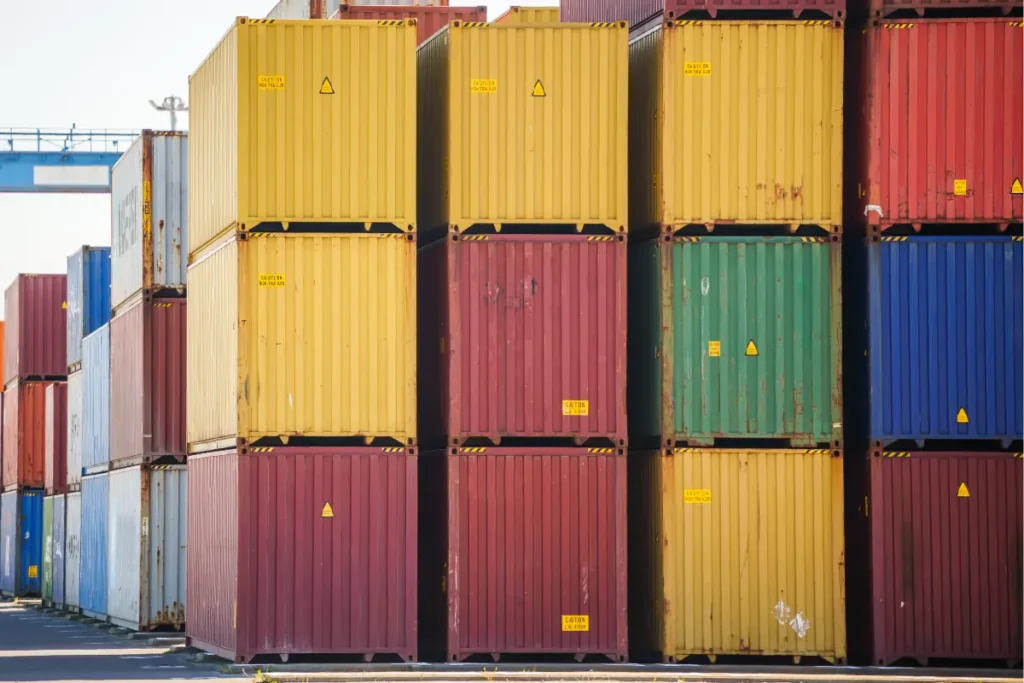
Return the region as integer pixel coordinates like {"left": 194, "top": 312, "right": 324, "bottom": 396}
{"left": 107, "top": 465, "right": 187, "bottom": 631}
{"left": 82, "top": 325, "right": 110, "bottom": 471}
{"left": 65, "top": 492, "right": 82, "bottom": 609}
{"left": 67, "top": 370, "right": 83, "bottom": 489}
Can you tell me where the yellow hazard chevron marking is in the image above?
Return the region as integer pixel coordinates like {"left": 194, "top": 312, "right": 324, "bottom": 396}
{"left": 957, "top": 482, "right": 970, "bottom": 498}
{"left": 321, "top": 502, "right": 335, "bottom": 518}
{"left": 587, "top": 448, "right": 613, "bottom": 454}
{"left": 956, "top": 407, "right": 969, "bottom": 424}
{"left": 461, "top": 447, "right": 487, "bottom": 453}
{"left": 251, "top": 447, "right": 275, "bottom": 453}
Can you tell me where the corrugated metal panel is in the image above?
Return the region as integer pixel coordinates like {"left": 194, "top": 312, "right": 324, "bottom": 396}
{"left": 560, "top": 0, "right": 662, "bottom": 26}
{"left": 869, "top": 0, "right": 1017, "bottom": 18}
{"left": 42, "top": 495, "right": 53, "bottom": 602}
{"left": 418, "top": 22, "right": 628, "bottom": 234}
{"left": 866, "top": 452, "right": 1023, "bottom": 664}
{"left": 186, "top": 447, "right": 417, "bottom": 662}
{"left": 0, "top": 490, "right": 43, "bottom": 596}
{"left": 111, "top": 132, "right": 189, "bottom": 311}
{"left": 562, "top": 0, "right": 844, "bottom": 22}
{"left": 494, "top": 6, "right": 560, "bottom": 23}
{"left": 44, "top": 382, "right": 67, "bottom": 494}
{"left": 111, "top": 296, "right": 187, "bottom": 464}
{"left": 629, "top": 22, "right": 843, "bottom": 233}
{"left": 65, "top": 491, "right": 82, "bottom": 608}
{"left": 632, "top": 449, "right": 846, "bottom": 662}
{"left": 333, "top": 5, "right": 488, "bottom": 45}
{"left": 867, "top": 237, "right": 1023, "bottom": 443}
{"left": 66, "top": 371, "right": 83, "bottom": 489}
{"left": 189, "top": 19, "right": 418, "bottom": 256}
{"left": 52, "top": 494, "right": 65, "bottom": 606}
{"left": 3, "top": 274, "right": 68, "bottom": 385}
{"left": 348, "top": 0, "right": 447, "bottom": 5}
{"left": 82, "top": 325, "right": 110, "bottom": 469}
{"left": 80, "top": 472, "right": 108, "bottom": 617}
{"left": 420, "top": 235, "right": 626, "bottom": 444}
{"left": 187, "top": 234, "right": 415, "bottom": 453}
{"left": 2, "top": 380, "right": 48, "bottom": 490}
{"left": 66, "top": 247, "right": 112, "bottom": 369}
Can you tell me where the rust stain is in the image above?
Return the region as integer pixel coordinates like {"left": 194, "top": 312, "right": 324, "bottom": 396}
{"left": 775, "top": 183, "right": 787, "bottom": 200}
{"left": 791, "top": 185, "right": 803, "bottom": 201}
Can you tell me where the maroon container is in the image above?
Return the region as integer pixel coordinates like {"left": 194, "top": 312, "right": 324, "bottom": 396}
{"left": 421, "top": 448, "right": 628, "bottom": 661}
{"left": 868, "top": 0, "right": 1017, "bottom": 17}
{"left": 1, "top": 380, "right": 48, "bottom": 490}
{"left": 186, "top": 446, "right": 417, "bottom": 663}
{"left": 44, "top": 382, "right": 67, "bottom": 494}
{"left": 560, "top": 0, "right": 843, "bottom": 23}
{"left": 865, "top": 452, "right": 1023, "bottom": 665}
{"left": 419, "top": 235, "right": 627, "bottom": 446}
{"left": 3, "top": 274, "right": 67, "bottom": 386}
{"left": 110, "top": 296, "right": 186, "bottom": 466}
{"left": 333, "top": 4, "right": 487, "bottom": 45}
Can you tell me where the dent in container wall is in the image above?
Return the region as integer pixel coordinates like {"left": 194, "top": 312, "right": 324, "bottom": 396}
{"left": 82, "top": 325, "right": 111, "bottom": 470}
{"left": 80, "top": 472, "right": 109, "bottom": 618}
{"left": 66, "top": 371, "right": 83, "bottom": 490}
{"left": 332, "top": 5, "right": 487, "bottom": 45}
{"left": 66, "top": 247, "right": 111, "bottom": 371}
{"left": 185, "top": 447, "right": 417, "bottom": 663}
{"left": 3, "top": 274, "right": 67, "bottom": 386}
{"left": 0, "top": 489, "right": 43, "bottom": 597}
{"left": 44, "top": 381, "right": 68, "bottom": 494}
{"left": 2, "top": 380, "right": 48, "bottom": 491}
{"left": 65, "top": 491, "right": 82, "bottom": 609}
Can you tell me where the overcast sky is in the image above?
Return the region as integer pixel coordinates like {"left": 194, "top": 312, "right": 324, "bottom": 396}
{"left": 0, "top": 0, "right": 549, "bottom": 317}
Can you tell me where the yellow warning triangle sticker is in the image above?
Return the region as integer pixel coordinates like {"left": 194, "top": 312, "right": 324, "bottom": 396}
{"left": 61, "top": 301, "right": 68, "bottom": 310}
{"left": 957, "top": 482, "right": 970, "bottom": 498}
{"left": 321, "top": 502, "right": 334, "bottom": 518}
{"left": 745, "top": 340, "right": 758, "bottom": 356}
{"left": 956, "top": 407, "right": 969, "bottom": 424}
{"left": 1012, "top": 178, "right": 1023, "bottom": 195}
{"left": 532, "top": 80, "right": 546, "bottom": 97}
{"left": 319, "top": 77, "right": 335, "bottom": 95}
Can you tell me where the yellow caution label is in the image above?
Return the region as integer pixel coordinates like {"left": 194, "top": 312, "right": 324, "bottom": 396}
{"left": 684, "top": 61, "right": 712, "bottom": 76}
{"left": 27, "top": 565, "right": 38, "bottom": 578}
{"left": 708, "top": 341, "right": 721, "bottom": 357}
{"left": 957, "top": 482, "right": 970, "bottom": 498}
{"left": 532, "top": 80, "right": 546, "bottom": 97}
{"left": 562, "top": 400, "right": 589, "bottom": 416}
{"left": 956, "top": 407, "right": 969, "bottom": 424}
{"left": 561, "top": 615, "right": 589, "bottom": 632}
{"left": 471, "top": 78, "right": 497, "bottom": 93}
{"left": 257, "top": 75, "right": 286, "bottom": 90}
{"left": 684, "top": 488, "right": 712, "bottom": 504}
{"left": 953, "top": 179, "right": 967, "bottom": 196}
{"left": 319, "top": 76, "right": 335, "bottom": 95}
{"left": 61, "top": 301, "right": 68, "bottom": 310}
{"left": 258, "top": 273, "right": 286, "bottom": 288}
{"left": 321, "top": 502, "right": 335, "bottom": 518}
{"left": 1011, "top": 178, "right": 1023, "bottom": 194}
{"left": 745, "top": 340, "right": 758, "bottom": 356}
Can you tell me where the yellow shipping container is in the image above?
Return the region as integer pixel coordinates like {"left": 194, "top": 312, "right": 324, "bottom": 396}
{"left": 631, "top": 448, "right": 846, "bottom": 663}
{"left": 188, "top": 18, "right": 418, "bottom": 257}
{"left": 630, "top": 21, "right": 843, "bottom": 233}
{"left": 186, "top": 233, "right": 416, "bottom": 452}
{"left": 493, "top": 6, "right": 560, "bottom": 23}
{"left": 418, "top": 21, "right": 628, "bottom": 234}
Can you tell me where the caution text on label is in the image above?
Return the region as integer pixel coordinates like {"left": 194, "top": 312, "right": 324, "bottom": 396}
{"left": 708, "top": 341, "right": 721, "bottom": 357}
{"left": 471, "top": 79, "right": 497, "bottom": 93}
{"left": 321, "top": 502, "right": 335, "bottom": 518}
{"left": 562, "top": 400, "right": 589, "bottom": 416}
{"left": 27, "top": 565, "right": 38, "bottom": 578}
{"left": 258, "top": 273, "right": 286, "bottom": 288}
{"left": 319, "top": 77, "right": 335, "bottom": 95}
{"left": 257, "top": 75, "right": 286, "bottom": 90}
{"left": 953, "top": 179, "right": 967, "bottom": 196}
{"left": 561, "top": 615, "right": 589, "bottom": 632}
{"left": 684, "top": 61, "right": 712, "bottom": 76}
{"left": 745, "top": 340, "right": 758, "bottom": 356}
{"left": 684, "top": 488, "right": 712, "bottom": 504}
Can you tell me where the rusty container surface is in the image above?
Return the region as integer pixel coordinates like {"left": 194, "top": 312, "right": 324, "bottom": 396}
{"left": 868, "top": 0, "right": 1017, "bottom": 18}
{"left": 630, "top": 448, "right": 846, "bottom": 662}
{"left": 863, "top": 451, "right": 1022, "bottom": 665}
{"left": 3, "top": 274, "right": 67, "bottom": 386}
{"left": 561, "top": 0, "right": 843, "bottom": 22}
{"left": 333, "top": 5, "right": 487, "bottom": 45}
{"left": 44, "top": 382, "right": 68, "bottom": 495}
{"left": 421, "top": 448, "right": 628, "bottom": 661}
{"left": 2, "top": 381, "right": 48, "bottom": 490}
{"left": 110, "top": 295, "right": 187, "bottom": 466}
{"left": 852, "top": 20, "right": 1023, "bottom": 232}
{"left": 419, "top": 235, "right": 626, "bottom": 445}
{"left": 494, "top": 6, "right": 560, "bottom": 23}
{"left": 185, "top": 446, "right": 417, "bottom": 663}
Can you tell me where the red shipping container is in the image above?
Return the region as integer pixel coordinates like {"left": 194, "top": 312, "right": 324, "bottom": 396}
{"left": 419, "top": 235, "right": 626, "bottom": 446}
{"left": 186, "top": 446, "right": 417, "bottom": 663}
{"left": 868, "top": 0, "right": 1017, "bottom": 18}
{"left": 865, "top": 452, "right": 1023, "bottom": 665}
{"left": 1, "top": 380, "right": 48, "bottom": 490}
{"left": 3, "top": 274, "right": 67, "bottom": 386}
{"left": 110, "top": 296, "right": 186, "bottom": 466}
{"left": 559, "top": 0, "right": 842, "bottom": 24}
{"left": 44, "top": 382, "right": 67, "bottom": 494}
{"left": 852, "top": 20, "right": 1023, "bottom": 232}
{"left": 332, "top": 4, "right": 487, "bottom": 45}
{"left": 421, "top": 448, "right": 628, "bottom": 662}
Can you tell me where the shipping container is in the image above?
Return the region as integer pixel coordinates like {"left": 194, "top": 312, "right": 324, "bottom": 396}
{"left": 110, "top": 296, "right": 186, "bottom": 465}
{"left": 631, "top": 448, "right": 846, "bottom": 662}
{"left": 865, "top": 236, "right": 1022, "bottom": 445}
{"left": 560, "top": 0, "right": 843, "bottom": 23}
{"left": 66, "top": 370, "right": 83, "bottom": 490}
{"left": 108, "top": 465, "right": 187, "bottom": 631}
{"left": 82, "top": 325, "right": 110, "bottom": 471}
{"left": 851, "top": 20, "right": 1022, "bottom": 232}
{"left": 868, "top": 0, "right": 1017, "bottom": 18}
{"left": 349, "top": 0, "right": 447, "bottom": 5}
{"left": 0, "top": 489, "right": 43, "bottom": 597}
{"left": 629, "top": 21, "right": 843, "bottom": 234}
{"left": 2, "top": 380, "right": 48, "bottom": 490}
{"left": 493, "top": 6, "right": 559, "bottom": 23}
{"left": 66, "top": 247, "right": 111, "bottom": 371}
{"left": 630, "top": 236, "right": 842, "bottom": 447}
{"left": 65, "top": 491, "right": 81, "bottom": 609}
{"left": 110, "top": 132, "right": 188, "bottom": 311}
{"left": 187, "top": 234, "right": 416, "bottom": 453}
{"left": 419, "top": 235, "right": 626, "bottom": 445}
{"left": 0, "top": 321, "right": 5, "bottom": 385}
{"left": 267, "top": 0, "right": 330, "bottom": 19}
{"left": 3, "top": 274, "right": 67, "bottom": 385}
{"left": 418, "top": 22, "right": 628, "bottom": 234}
{"left": 44, "top": 381, "right": 67, "bottom": 494}
{"left": 80, "top": 472, "right": 108, "bottom": 618}
{"left": 42, "top": 495, "right": 54, "bottom": 603}
{"left": 333, "top": 4, "right": 487, "bottom": 45}
{"left": 52, "top": 494, "right": 66, "bottom": 606}
{"left": 185, "top": 446, "right": 417, "bottom": 662}
{"left": 189, "top": 18, "right": 417, "bottom": 256}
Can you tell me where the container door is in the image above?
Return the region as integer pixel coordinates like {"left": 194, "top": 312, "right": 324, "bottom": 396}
{"left": 53, "top": 495, "right": 66, "bottom": 606}
{"left": 42, "top": 497, "right": 54, "bottom": 601}
{"left": 21, "top": 492, "right": 43, "bottom": 595}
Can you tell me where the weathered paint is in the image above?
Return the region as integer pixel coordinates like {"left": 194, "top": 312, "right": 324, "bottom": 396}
{"left": 44, "top": 382, "right": 68, "bottom": 494}
{"left": 2, "top": 380, "right": 49, "bottom": 490}
{"left": 333, "top": 4, "right": 488, "bottom": 45}
{"left": 3, "top": 274, "right": 67, "bottom": 385}
{"left": 42, "top": 495, "right": 54, "bottom": 602}
{"left": 419, "top": 235, "right": 627, "bottom": 445}
{"left": 631, "top": 449, "right": 846, "bottom": 662}
{"left": 186, "top": 446, "right": 417, "bottom": 662}
{"left": 0, "top": 489, "right": 43, "bottom": 597}
{"left": 187, "top": 234, "right": 416, "bottom": 452}
{"left": 493, "top": 6, "right": 560, "bottom": 23}
{"left": 65, "top": 491, "right": 82, "bottom": 609}
{"left": 66, "top": 247, "right": 112, "bottom": 370}
{"left": 630, "top": 236, "right": 842, "bottom": 447}
{"left": 629, "top": 21, "right": 843, "bottom": 233}
{"left": 80, "top": 472, "right": 109, "bottom": 618}
{"left": 418, "top": 22, "right": 628, "bottom": 233}
{"left": 52, "top": 494, "right": 65, "bottom": 606}
{"left": 82, "top": 325, "right": 110, "bottom": 470}
{"left": 561, "top": 0, "right": 844, "bottom": 22}
{"left": 66, "top": 371, "right": 83, "bottom": 489}
{"left": 867, "top": 237, "right": 1022, "bottom": 444}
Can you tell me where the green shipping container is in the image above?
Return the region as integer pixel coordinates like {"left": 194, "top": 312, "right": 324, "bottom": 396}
{"left": 629, "top": 236, "right": 842, "bottom": 447}
{"left": 42, "top": 496, "right": 53, "bottom": 603}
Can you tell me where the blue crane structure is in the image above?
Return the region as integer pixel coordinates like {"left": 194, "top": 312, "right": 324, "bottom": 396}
{"left": 0, "top": 128, "right": 139, "bottom": 194}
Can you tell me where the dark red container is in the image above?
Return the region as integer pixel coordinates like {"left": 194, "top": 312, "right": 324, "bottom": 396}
{"left": 868, "top": 0, "right": 1017, "bottom": 18}
{"left": 421, "top": 448, "right": 628, "bottom": 662}
{"left": 3, "top": 274, "right": 67, "bottom": 386}
{"left": 110, "top": 296, "right": 186, "bottom": 466}
{"left": 1, "top": 380, "right": 48, "bottom": 490}
{"left": 333, "top": 4, "right": 487, "bottom": 45}
{"left": 44, "top": 382, "right": 67, "bottom": 494}
{"left": 186, "top": 446, "right": 417, "bottom": 663}
{"left": 560, "top": 0, "right": 843, "bottom": 23}
{"left": 865, "top": 452, "right": 1022, "bottom": 665}
{"left": 419, "top": 235, "right": 627, "bottom": 446}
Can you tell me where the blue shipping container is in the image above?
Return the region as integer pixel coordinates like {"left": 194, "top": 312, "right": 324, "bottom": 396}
{"left": 80, "top": 472, "right": 108, "bottom": 618}
{"left": 868, "top": 236, "right": 1023, "bottom": 444}
{"left": 53, "top": 494, "right": 66, "bottom": 606}
{"left": 0, "top": 489, "right": 43, "bottom": 596}
{"left": 66, "top": 246, "right": 112, "bottom": 371}
{"left": 82, "top": 324, "right": 110, "bottom": 471}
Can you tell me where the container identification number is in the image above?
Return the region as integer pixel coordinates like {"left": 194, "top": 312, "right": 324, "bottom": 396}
{"left": 258, "top": 273, "right": 286, "bottom": 287}
{"left": 471, "top": 79, "right": 498, "bottom": 94}
{"left": 684, "top": 488, "right": 712, "bottom": 504}
{"left": 684, "top": 61, "right": 712, "bottom": 76}
{"left": 562, "top": 400, "right": 589, "bottom": 416}
{"left": 257, "top": 75, "right": 286, "bottom": 90}
{"left": 561, "top": 614, "right": 589, "bottom": 632}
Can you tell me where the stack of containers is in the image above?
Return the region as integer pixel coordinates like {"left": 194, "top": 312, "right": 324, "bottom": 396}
{"left": 42, "top": 381, "right": 67, "bottom": 608}
{"left": 416, "top": 20, "right": 629, "bottom": 662}
{"left": 185, "top": 18, "right": 418, "bottom": 663}
{"left": 268, "top": 0, "right": 451, "bottom": 21}
{"left": 106, "top": 130, "right": 189, "bottom": 632}
{"left": 1, "top": 273, "right": 67, "bottom": 598}
{"left": 845, "top": 0, "right": 1023, "bottom": 665}
{"left": 332, "top": 4, "right": 488, "bottom": 44}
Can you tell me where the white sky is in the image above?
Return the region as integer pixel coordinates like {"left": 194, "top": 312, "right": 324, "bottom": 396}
{"left": 0, "top": 0, "right": 551, "bottom": 317}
